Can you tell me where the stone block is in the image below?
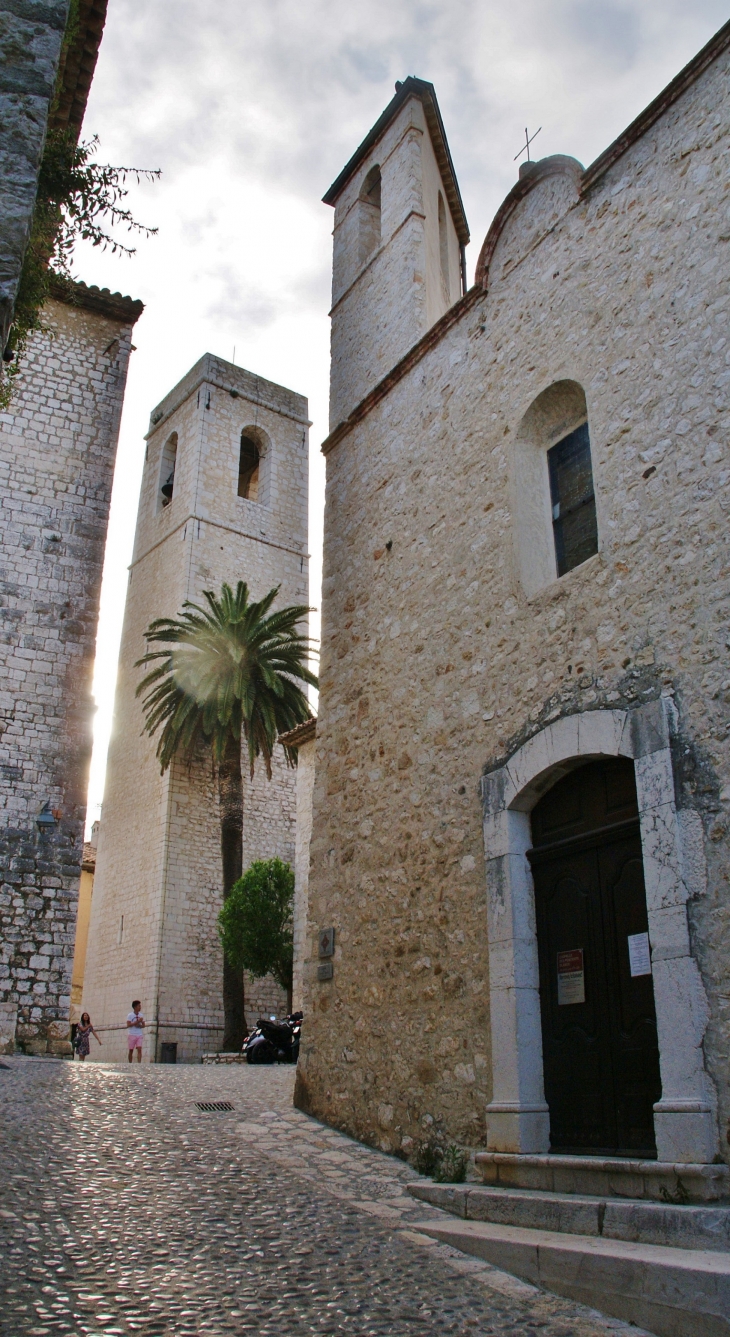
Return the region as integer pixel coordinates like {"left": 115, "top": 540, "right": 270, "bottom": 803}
{"left": 603, "top": 1200, "right": 730, "bottom": 1253}
{"left": 0, "top": 999, "right": 16, "bottom": 1053}
{"left": 629, "top": 698, "right": 670, "bottom": 759}
{"left": 412, "top": 1217, "right": 730, "bottom": 1337}
{"left": 407, "top": 1182, "right": 469, "bottom": 1216}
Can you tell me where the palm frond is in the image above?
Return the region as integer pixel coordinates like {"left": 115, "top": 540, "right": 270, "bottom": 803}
{"left": 135, "top": 582, "right": 317, "bottom": 776}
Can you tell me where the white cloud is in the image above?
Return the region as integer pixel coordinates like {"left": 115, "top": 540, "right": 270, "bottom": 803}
{"left": 76, "top": 0, "right": 727, "bottom": 830}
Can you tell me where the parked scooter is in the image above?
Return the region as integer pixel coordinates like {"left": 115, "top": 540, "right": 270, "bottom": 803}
{"left": 243, "top": 1012, "right": 302, "bottom": 1065}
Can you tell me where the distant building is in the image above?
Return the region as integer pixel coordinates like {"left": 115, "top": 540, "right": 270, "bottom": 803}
{"left": 299, "top": 23, "right": 730, "bottom": 1195}
{"left": 82, "top": 357, "right": 309, "bottom": 1061}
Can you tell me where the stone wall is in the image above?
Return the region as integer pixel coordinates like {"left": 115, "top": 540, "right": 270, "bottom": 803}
{"left": 298, "top": 37, "right": 730, "bottom": 1161}
{"left": 0, "top": 0, "right": 70, "bottom": 349}
{"left": 82, "top": 356, "right": 308, "bottom": 1062}
{"left": 0, "top": 285, "right": 141, "bottom": 1053}
{"left": 0, "top": 0, "right": 109, "bottom": 353}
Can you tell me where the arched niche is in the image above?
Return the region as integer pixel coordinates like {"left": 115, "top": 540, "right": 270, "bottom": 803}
{"left": 237, "top": 425, "right": 270, "bottom": 507}
{"left": 511, "top": 379, "right": 597, "bottom": 597}
{"left": 358, "top": 165, "right": 381, "bottom": 265}
{"left": 158, "top": 432, "right": 177, "bottom": 512}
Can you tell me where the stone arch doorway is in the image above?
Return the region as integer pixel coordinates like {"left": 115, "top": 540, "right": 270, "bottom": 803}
{"left": 480, "top": 703, "right": 717, "bottom": 1166}
{"left": 529, "top": 758, "right": 661, "bottom": 1157}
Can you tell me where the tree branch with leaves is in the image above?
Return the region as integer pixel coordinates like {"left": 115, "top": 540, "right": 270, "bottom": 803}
{"left": 1, "top": 130, "right": 159, "bottom": 405}
{"left": 218, "top": 859, "right": 295, "bottom": 1017}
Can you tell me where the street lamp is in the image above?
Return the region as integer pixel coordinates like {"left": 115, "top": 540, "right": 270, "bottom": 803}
{"left": 36, "top": 801, "right": 57, "bottom": 833}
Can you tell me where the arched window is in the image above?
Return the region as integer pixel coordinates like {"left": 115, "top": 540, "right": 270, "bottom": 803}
{"left": 158, "top": 432, "right": 177, "bottom": 511}
{"left": 547, "top": 422, "right": 597, "bottom": 577}
{"left": 511, "top": 381, "right": 598, "bottom": 596}
{"left": 358, "top": 165, "right": 381, "bottom": 265}
{"left": 438, "top": 191, "right": 450, "bottom": 301}
{"left": 238, "top": 432, "right": 260, "bottom": 500}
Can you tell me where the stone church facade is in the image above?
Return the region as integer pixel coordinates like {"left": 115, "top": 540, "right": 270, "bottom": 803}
{"left": 81, "top": 356, "right": 309, "bottom": 1062}
{"left": 297, "top": 23, "right": 730, "bottom": 1181}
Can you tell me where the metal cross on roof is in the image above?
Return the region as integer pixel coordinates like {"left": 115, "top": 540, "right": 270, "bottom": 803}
{"left": 514, "top": 125, "right": 542, "bottom": 163}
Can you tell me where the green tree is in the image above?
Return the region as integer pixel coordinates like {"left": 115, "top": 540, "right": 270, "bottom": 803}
{"left": 136, "top": 582, "right": 316, "bottom": 1050}
{"left": 218, "top": 858, "right": 295, "bottom": 1014}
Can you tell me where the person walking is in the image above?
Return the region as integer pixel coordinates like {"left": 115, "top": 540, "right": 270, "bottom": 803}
{"left": 126, "top": 1000, "right": 145, "bottom": 1063}
{"left": 75, "top": 1012, "right": 101, "bottom": 1062}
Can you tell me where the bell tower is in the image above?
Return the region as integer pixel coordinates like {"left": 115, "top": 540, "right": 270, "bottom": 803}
{"left": 81, "top": 355, "right": 310, "bottom": 1061}
{"left": 323, "top": 77, "right": 469, "bottom": 429}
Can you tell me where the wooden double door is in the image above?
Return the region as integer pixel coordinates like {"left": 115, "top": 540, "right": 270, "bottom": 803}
{"left": 529, "top": 759, "right": 662, "bottom": 1157}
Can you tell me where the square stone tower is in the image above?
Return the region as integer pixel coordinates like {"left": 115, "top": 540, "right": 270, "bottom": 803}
{"left": 323, "top": 77, "right": 469, "bottom": 429}
{"left": 81, "top": 355, "right": 309, "bottom": 1061}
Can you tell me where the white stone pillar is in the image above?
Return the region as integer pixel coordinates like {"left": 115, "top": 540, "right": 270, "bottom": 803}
{"left": 482, "top": 791, "right": 549, "bottom": 1153}
{"left": 633, "top": 700, "right": 718, "bottom": 1164}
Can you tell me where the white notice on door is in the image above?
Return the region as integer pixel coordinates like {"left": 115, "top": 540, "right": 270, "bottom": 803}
{"left": 628, "top": 931, "right": 652, "bottom": 977}
{"left": 557, "top": 948, "right": 585, "bottom": 1005}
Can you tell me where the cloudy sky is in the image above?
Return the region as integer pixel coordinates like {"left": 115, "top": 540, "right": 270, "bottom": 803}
{"left": 76, "top": 0, "right": 728, "bottom": 830}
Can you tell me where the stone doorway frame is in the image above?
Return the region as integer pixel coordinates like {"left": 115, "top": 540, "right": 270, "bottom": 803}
{"left": 480, "top": 699, "right": 718, "bottom": 1165}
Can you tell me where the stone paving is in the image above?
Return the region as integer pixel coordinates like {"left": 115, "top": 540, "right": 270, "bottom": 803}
{"left": 0, "top": 1058, "right": 647, "bottom": 1336}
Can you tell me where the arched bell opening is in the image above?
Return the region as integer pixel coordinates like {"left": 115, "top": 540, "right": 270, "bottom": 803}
{"left": 158, "top": 432, "right": 178, "bottom": 511}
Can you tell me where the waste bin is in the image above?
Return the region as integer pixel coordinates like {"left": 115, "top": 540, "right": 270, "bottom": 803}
{"left": 160, "top": 1041, "right": 177, "bottom": 1064}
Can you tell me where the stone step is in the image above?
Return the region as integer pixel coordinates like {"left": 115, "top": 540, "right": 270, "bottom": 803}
{"left": 407, "top": 1182, "right": 730, "bottom": 1253}
{"left": 411, "top": 1215, "right": 730, "bottom": 1337}
{"left": 475, "top": 1151, "right": 730, "bottom": 1203}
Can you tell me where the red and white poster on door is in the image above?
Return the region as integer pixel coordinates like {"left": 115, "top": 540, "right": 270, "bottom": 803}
{"left": 557, "top": 948, "right": 585, "bottom": 1005}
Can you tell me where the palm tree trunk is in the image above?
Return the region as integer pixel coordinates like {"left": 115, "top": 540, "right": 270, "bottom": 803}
{"left": 219, "top": 731, "right": 246, "bottom": 1050}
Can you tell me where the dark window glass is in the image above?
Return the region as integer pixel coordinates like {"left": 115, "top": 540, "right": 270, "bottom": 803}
{"left": 238, "top": 435, "right": 260, "bottom": 500}
{"left": 548, "top": 422, "right": 598, "bottom": 577}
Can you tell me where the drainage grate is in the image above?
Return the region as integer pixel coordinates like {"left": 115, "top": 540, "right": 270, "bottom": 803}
{"left": 195, "top": 1100, "right": 234, "bottom": 1112}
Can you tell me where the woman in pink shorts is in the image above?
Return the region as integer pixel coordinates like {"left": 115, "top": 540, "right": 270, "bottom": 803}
{"left": 126, "top": 999, "right": 145, "bottom": 1062}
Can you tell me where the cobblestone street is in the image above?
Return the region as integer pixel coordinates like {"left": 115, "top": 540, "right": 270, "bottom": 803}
{"left": 0, "top": 1059, "right": 645, "bottom": 1336}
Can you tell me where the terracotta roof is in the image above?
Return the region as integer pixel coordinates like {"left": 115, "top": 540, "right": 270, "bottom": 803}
{"left": 82, "top": 842, "right": 96, "bottom": 873}
{"left": 323, "top": 77, "right": 469, "bottom": 246}
{"left": 49, "top": 0, "right": 109, "bottom": 139}
{"left": 48, "top": 275, "right": 143, "bottom": 324}
{"left": 278, "top": 718, "right": 317, "bottom": 748}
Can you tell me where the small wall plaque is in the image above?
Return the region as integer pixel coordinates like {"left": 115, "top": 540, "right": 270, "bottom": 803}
{"left": 628, "top": 931, "right": 651, "bottom": 977}
{"left": 319, "top": 927, "right": 335, "bottom": 958}
{"left": 317, "top": 962, "right": 333, "bottom": 981}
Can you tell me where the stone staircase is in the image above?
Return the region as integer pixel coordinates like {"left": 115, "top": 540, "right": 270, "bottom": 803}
{"left": 406, "top": 1179, "right": 730, "bottom": 1337}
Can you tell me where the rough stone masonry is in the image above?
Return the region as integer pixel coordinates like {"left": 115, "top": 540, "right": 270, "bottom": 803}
{"left": 0, "top": 282, "right": 141, "bottom": 1054}
{"left": 297, "top": 23, "right": 730, "bottom": 1171}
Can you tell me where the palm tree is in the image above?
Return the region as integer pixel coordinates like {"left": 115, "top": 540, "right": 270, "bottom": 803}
{"left": 135, "top": 581, "right": 317, "bottom": 1051}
